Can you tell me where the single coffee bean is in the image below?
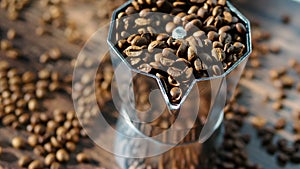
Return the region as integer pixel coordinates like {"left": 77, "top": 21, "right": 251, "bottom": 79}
{"left": 176, "top": 41, "right": 188, "bottom": 57}
{"left": 50, "top": 162, "right": 61, "bottom": 169}
{"left": 187, "top": 46, "right": 197, "bottom": 62}
{"left": 212, "top": 48, "right": 225, "bottom": 61}
{"left": 170, "top": 87, "right": 182, "bottom": 102}
{"left": 12, "top": 136, "right": 25, "bottom": 149}
{"left": 168, "top": 76, "right": 180, "bottom": 87}
{"left": 49, "top": 48, "right": 62, "bottom": 60}
{"left": 0, "top": 146, "right": 2, "bottom": 155}
{"left": 188, "top": 6, "right": 199, "bottom": 14}
{"left": 197, "top": 7, "right": 208, "bottom": 19}
{"left": 212, "top": 65, "right": 222, "bottom": 75}
{"left": 236, "top": 23, "right": 247, "bottom": 34}
{"left": 266, "top": 144, "right": 277, "bottom": 155}
{"left": 7, "top": 29, "right": 16, "bottom": 40}
{"left": 34, "top": 145, "right": 46, "bottom": 156}
{"left": 28, "top": 160, "right": 44, "bottom": 169}
{"left": 56, "top": 149, "right": 70, "bottom": 162}
{"left": 27, "top": 134, "right": 39, "bottom": 147}
{"left": 218, "top": 25, "right": 231, "bottom": 34}
{"left": 45, "top": 153, "right": 56, "bottom": 166}
{"left": 274, "top": 118, "right": 286, "bottom": 130}
{"left": 160, "top": 57, "right": 175, "bottom": 67}
{"left": 138, "top": 63, "right": 152, "bottom": 73}
{"left": 123, "top": 46, "right": 143, "bottom": 57}
{"left": 165, "top": 22, "right": 176, "bottom": 33}
{"left": 167, "top": 67, "right": 182, "bottom": 77}
{"left": 139, "top": 8, "right": 151, "bottom": 18}
{"left": 18, "top": 156, "right": 32, "bottom": 167}
{"left": 223, "top": 11, "right": 232, "bottom": 23}
{"left": 76, "top": 152, "right": 89, "bottom": 163}
{"left": 277, "top": 153, "right": 289, "bottom": 164}
{"left": 148, "top": 41, "right": 167, "bottom": 53}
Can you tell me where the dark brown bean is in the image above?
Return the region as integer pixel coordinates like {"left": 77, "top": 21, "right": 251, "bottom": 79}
{"left": 170, "top": 87, "right": 182, "bottom": 102}
{"left": 18, "top": 156, "right": 32, "bottom": 167}
{"left": 236, "top": 23, "right": 247, "bottom": 34}
{"left": 12, "top": 136, "right": 25, "bottom": 149}
{"left": 28, "top": 160, "right": 44, "bottom": 169}
{"left": 56, "top": 149, "right": 70, "bottom": 162}
{"left": 76, "top": 152, "right": 89, "bottom": 163}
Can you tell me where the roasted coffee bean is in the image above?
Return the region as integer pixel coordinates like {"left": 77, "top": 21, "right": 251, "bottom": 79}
{"left": 187, "top": 46, "right": 197, "bottom": 61}
{"left": 138, "top": 63, "right": 152, "bottom": 73}
{"left": 156, "top": 34, "right": 169, "bottom": 41}
{"left": 50, "top": 162, "right": 61, "bottom": 169}
{"left": 165, "top": 22, "right": 176, "bottom": 33}
{"left": 207, "top": 31, "right": 218, "bottom": 41}
{"left": 185, "top": 19, "right": 202, "bottom": 31}
{"left": 162, "top": 48, "right": 176, "bottom": 58}
{"left": 219, "top": 25, "right": 231, "bottom": 34}
{"left": 139, "top": 8, "right": 150, "bottom": 18}
{"left": 34, "top": 145, "right": 46, "bottom": 156}
{"left": 212, "top": 48, "right": 225, "bottom": 61}
{"left": 274, "top": 118, "right": 286, "bottom": 130}
{"left": 76, "top": 152, "right": 89, "bottom": 163}
{"left": 49, "top": 48, "right": 62, "bottom": 60}
{"left": 66, "top": 141, "right": 76, "bottom": 152}
{"left": 250, "top": 116, "right": 266, "bottom": 128}
{"left": 12, "top": 136, "right": 25, "bottom": 149}
{"left": 176, "top": 41, "right": 188, "bottom": 57}
{"left": 281, "top": 15, "right": 290, "bottom": 24}
{"left": 27, "top": 134, "right": 39, "bottom": 147}
{"left": 223, "top": 11, "right": 232, "bottom": 23}
{"left": 0, "top": 146, "right": 2, "bottom": 155}
{"left": 124, "top": 46, "right": 143, "bottom": 57}
{"left": 170, "top": 87, "right": 182, "bottom": 102}
{"left": 212, "top": 65, "right": 222, "bottom": 75}
{"left": 277, "top": 153, "right": 289, "bottom": 164}
{"left": 277, "top": 138, "right": 288, "bottom": 149}
{"left": 197, "top": 7, "right": 208, "bottom": 19}
{"left": 44, "top": 153, "right": 56, "bottom": 166}
{"left": 160, "top": 57, "right": 174, "bottom": 66}
{"left": 6, "top": 49, "right": 20, "bottom": 59}
{"left": 266, "top": 144, "right": 277, "bottom": 155}
{"left": 18, "top": 156, "right": 32, "bottom": 167}
{"left": 236, "top": 23, "right": 247, "bottom": 34}
{"left": 188, "top": 6, "right": 199, "bottom": 14}
{"left": 7, "top": 29, "right": 16, "bottom": 40}
{"left": 148, "top": 41, "right": 167, "bottom": 53}
{"left": 56, "top": 149, "right": 70, "bottom": 162}
{"left": 168, "top": 76, "right": 180, "bottom": 87}
{"left": 28, "top": 160, "right": 44, "bottom": 169}
{"left": 156, "top": 0, "right": 172, "bottom": 13}
{"left": 167, "top": 67, "right": 182, "bottom": 77}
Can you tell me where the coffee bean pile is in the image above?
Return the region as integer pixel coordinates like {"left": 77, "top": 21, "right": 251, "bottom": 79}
{"left": 114, "top": 0, "right": 248, "bottom": 104}
{"left": 0, "top": 60, "right": 92, "bottom": 168}
{"left": 0, "top": 0, "right": 31, "bottom": 21}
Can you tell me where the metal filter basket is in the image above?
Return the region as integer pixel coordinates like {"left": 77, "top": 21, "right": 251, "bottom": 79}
{"left": 107, "top": 0, "right": 252, "bottom": 168}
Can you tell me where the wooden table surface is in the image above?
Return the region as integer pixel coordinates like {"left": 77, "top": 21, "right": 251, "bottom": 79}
{"left": 0, "top": 0, "right": 300, "bottom": 169}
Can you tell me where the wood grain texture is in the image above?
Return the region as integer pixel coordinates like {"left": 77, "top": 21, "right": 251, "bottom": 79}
{"left": 0, "top": 0, "right": 300, "bottom": 169}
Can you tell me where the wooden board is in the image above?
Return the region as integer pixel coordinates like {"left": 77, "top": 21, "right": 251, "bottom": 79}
{"left": 0, "top": 0, "right": 300, "bottom": 169}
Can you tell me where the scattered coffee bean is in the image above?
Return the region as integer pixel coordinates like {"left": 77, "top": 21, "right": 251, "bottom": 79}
{"left": 18, "top": 156, "right": 32, "bottom": 168}
{"left": 76, "top": 152, "right": 89, "bottom": 163}
{"left": 56, "top": 149, "right": 70, "bottom": 162}
{"left": 274, "top": 118, "right": 286, "bottom": 130}
{"left": 281, "top": 15, "right": 290, "bottom": 24}
{"left": 11, "top": 136, "right": 25, "bottom": 149}
{"left": 28, "top": 160, "right": 44, "bottom": 169}
{"left": 45, "top": 153, "right": 56, "bottom": 166}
